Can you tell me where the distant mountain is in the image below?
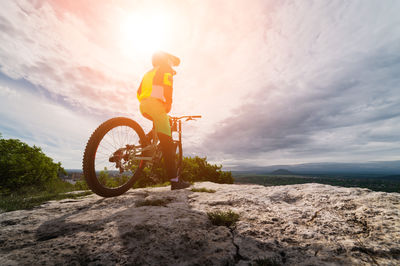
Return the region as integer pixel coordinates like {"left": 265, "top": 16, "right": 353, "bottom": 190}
{"left": 66, "top": 169, "right": 83, "bottom": 173}
{"left": 230, "top": 160, "right": 400, "bottom": 176}
{"left": 270, "top": 169, "right": 294, "bottom": 175}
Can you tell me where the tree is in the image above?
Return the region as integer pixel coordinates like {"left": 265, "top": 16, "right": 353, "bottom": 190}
{"left": 181, "top": 156, "right": 233, "bottom": 184}
{"left": 126, "top": 156, "right": 233, "bottom": 188}
{"left": 0, "top": 137, "right": 65, "bottom": 190}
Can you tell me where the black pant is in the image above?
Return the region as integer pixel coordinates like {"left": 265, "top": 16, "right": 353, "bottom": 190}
{"left": 158, "top": 132, "right": 176, "bottom": 180}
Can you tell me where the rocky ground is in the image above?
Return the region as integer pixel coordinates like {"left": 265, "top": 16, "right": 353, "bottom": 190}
{"left": 0, "top": 182, "right": 399, "bottom": 265}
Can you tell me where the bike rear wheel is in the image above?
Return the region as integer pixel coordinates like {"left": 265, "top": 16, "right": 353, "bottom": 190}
{"left": 82, "top": 117, "right": 147, "bottom": 197}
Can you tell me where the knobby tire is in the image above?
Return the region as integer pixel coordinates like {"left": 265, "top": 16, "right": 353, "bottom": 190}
{"left": 82, "top": 117, "right": 147, "bottom": 197}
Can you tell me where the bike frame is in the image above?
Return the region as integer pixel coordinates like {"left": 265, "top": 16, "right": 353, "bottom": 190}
{"left": 82, "top": 115, "right": 201, "bottom": 197}
{"left": 132, "top": 115, "right": 201, "bottom": 167}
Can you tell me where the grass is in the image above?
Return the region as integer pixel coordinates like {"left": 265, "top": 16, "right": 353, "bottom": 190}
{"left": 0, "top": 177, "right": 175, "bottom": 212}
{"left": 0, "top": 189, "right": 92, "bottom": 212}
{"left": 0, "top": 179, "right": 92, "bottom": 212}
{"left": 0, "top": 191, "right": 92, "bottom": 212}
{"left": 207, "top": 210, "right": 239, "bottom": 227}
{"left": 191, "top": 187, "right": 216, "bottom": 193}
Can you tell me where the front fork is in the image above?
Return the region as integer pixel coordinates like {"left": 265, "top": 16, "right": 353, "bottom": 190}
{"left": 177, "top": 119, "right": 183, "bottom": 168}
{"left": 138, "top": 119, "right": 183, "bottom": 169}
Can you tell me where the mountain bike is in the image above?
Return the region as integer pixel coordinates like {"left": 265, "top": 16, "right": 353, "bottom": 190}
{"left": 82, "top": 115, "right": 201, "bottom": 197}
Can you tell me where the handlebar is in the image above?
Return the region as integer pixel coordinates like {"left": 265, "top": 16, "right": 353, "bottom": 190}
{"left": 170, "top": 115, "right": 202, "bottom": 121}
{"left": 169, "top": 115, "right": 201, "bottom": 132}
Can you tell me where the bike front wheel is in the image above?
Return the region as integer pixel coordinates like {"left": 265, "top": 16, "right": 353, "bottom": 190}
{"left": 82, "top": 117, "right": 148, "bottom": 197}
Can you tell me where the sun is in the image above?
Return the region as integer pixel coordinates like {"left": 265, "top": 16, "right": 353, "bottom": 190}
{"left": 119, "top": 10, "right": 172, "bottom": 59}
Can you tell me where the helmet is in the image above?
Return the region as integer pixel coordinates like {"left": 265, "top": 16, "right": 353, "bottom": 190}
{"left": 152, "top": 51, "right": 180, "bottom": 67}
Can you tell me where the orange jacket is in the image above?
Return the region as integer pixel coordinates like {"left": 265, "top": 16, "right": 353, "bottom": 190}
{"left": 137, "top": 65, "right": 174, "bottom": 108}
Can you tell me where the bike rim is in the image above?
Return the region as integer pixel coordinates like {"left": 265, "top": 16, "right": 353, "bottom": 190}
{"left": 94, "top": 125, "right": 143, "bottom": 190}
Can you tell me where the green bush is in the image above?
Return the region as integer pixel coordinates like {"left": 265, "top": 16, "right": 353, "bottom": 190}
{"left": 181, "top": 156, "right": 233, "bottom": 184}
{"left": 0, "top": 134, "right": 94, "bottom": 212}
{"left": 207, "top": 210, "right": 240, "bottom": 227}
{"left": 98, "top": 169, "right": 130, "bottom": 188}
{"left": 0, "top": 137, "right": 66, "bottom": 191}
{"left": 131, "top": 156, "right": 233, "bottom": 188}
{"left": 74, "top": 179, "right": 89, "bottom": 190}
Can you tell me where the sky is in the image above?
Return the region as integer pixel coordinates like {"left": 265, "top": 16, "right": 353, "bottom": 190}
{"left": 0, "top": 0, "right": 399, "bottom": 169}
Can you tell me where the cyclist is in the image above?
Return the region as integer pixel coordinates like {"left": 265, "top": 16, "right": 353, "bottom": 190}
{"left": 137, "top": 51, "right": 191, "bottom": 190}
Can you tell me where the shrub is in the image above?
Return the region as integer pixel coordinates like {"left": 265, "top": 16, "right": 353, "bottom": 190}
{"left": 207, "top": 210, "right": 239, "bottom": 227}
{"left": 0, "top": 137, "right": 66, "bottom": 191}
{"left": 181, "top": 156, "right": 233, "bottom": 184}
{"left": 74, "top": 179, "right": 89, "bottom": 190}
{"left": 131, "top": 156, "right": 233, "bottom": 188}
{"left": 97, "top": 169, "right": 131, "bottom": 188}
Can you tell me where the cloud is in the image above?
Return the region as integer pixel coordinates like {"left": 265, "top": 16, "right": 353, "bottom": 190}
{"left": 203, "top": 1, "right": 400, "bottom": 165}
{"left": 0, "top": 1, "right": 143, "bottom": 118}
{"left": 0, "top": 0, "right": 399, "bottom": 168}
{"left": 0, "top": 83, "right": 100, "bottom": 168}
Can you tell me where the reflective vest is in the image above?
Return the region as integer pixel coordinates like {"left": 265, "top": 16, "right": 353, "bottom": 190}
{"left": 137, "top": 66, "right": 173, "bottom": 105}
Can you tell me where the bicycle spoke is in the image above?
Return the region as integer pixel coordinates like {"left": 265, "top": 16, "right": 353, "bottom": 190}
{"left": 123, "top": 127, "right": 127, "bottom": 146}
{"left": 103, "top": 134, "right": 118, "bottom": 151}
{"left": 91, "top": 122, "right": 144, "bottom": 190}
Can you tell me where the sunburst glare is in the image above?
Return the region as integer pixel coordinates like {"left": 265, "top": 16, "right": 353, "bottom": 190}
{"left": 119, "top": 10, "right": 173, "bottom": 60}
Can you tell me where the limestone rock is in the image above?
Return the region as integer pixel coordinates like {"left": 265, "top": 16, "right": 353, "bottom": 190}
{"left": 1, "top": 182, "right": 399, "bottom": 265}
